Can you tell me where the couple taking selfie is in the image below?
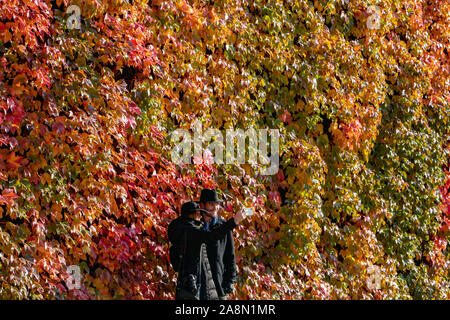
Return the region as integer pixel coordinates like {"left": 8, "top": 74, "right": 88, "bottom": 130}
{"left": 168, "top": 188, "right": 253, "bottom": 300}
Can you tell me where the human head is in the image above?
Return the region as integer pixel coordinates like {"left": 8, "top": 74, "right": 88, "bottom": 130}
{"left": 198, "top": 189, "right": 223, "bottom": 220}
{"left": 180, "top": 201, "right": 209, "bottom": 220}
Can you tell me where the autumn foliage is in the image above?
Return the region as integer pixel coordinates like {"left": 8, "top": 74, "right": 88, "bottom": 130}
{"left": 0, "top": 0, "right": 448, "bottom": 299}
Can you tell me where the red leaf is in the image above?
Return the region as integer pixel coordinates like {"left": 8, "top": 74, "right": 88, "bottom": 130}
{"left": 36, "top": 69, "right": 51, "bottom": 89}
{"left": 0, "top": 188, "right": 18, "bottom": 204}
{"left": 128, "top": 101, "right": 141, "bottom": 115}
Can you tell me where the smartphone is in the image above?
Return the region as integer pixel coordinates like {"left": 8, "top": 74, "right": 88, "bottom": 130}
{"left": 243, "top": 207, "right": 254, "bottom": 216}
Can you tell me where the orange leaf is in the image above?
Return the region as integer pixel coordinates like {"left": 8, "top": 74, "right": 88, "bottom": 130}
{"left": 6, "top": 152, "right": 22, "bottom": 170}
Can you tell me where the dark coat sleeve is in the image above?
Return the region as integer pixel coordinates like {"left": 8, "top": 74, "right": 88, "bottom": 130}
{"left": 189, "top": 218, "right": 238, "bottom": 244}
{"left": 221, "top": 230, "right": 237, "bottom": 293}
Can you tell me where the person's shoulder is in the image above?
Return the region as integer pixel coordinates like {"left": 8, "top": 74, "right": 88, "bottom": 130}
{"left": 168, "top": 216, "right": 184, "bottom": 227}
{"left": 168, "top": 216, "right": 178, "bottom": 228}
{"left": 169, "top": 216, "right": 198, "bottom": 230}
{"left": 217, "top": 216, "right": 227, "bottom": 223}
{"left": 169, "top": 217, "right": 204, "bottom": 235}
{"left": 186, "top": 219, "right": 204, "bottom": 230}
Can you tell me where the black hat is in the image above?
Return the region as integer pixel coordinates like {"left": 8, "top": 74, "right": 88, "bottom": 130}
{"left": 181, "top": 201, "right": 209, "bottom": 216}
{"left": 199, "top": 189, "right": 223, "bottom": 204}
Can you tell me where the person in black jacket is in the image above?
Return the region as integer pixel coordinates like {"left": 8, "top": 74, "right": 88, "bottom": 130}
{"left": 198, "top": 189, "right": 237, "bottom": 300}
{"left": 167, "top": 201, "right": 247, "bottom": 300}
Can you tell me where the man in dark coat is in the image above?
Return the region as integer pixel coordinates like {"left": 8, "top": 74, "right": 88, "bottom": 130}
{"left": 168, "top": 201, "right": 246, "bottom": 300}
{"left": 198, "top": 189, "right": 237, "bottom": 300}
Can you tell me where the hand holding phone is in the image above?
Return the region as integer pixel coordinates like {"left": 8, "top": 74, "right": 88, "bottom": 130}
{"left": 234, "top": 206, "right": 254, "bottom": 224}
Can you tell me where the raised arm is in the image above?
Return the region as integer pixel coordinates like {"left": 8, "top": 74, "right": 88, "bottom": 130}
{"left": 190, "top": 208, "right": 247, "bottom": 243}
